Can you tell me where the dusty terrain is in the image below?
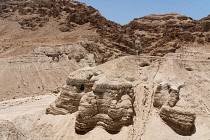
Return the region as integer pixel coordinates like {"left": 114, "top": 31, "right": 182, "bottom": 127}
{"left": 1, "top": 0, "right": 210, "bottom": 140}
{"left": 1, "top": 50, "right": 210, "bottom": 139}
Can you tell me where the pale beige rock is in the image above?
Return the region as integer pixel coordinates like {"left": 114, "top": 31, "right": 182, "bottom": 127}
{"left": 160, "top": 105, "right": 196, "bottom": 135}
{"left": 153, "top": 82, "right": 180, "bottom": 108}
{"left": 47, "top": 65, "right": 134, "bottom": 133}
{"left": 75, "top": 78, "right": 134, "bottom": 133}
{"left": 66, "top": 67, "right": 96, "bottom": 93}
{"left": 153, "top": 81, "right": 195, "bottom": 135}
{"left": 2, "top": 54, "right": 210, "bottom": 139}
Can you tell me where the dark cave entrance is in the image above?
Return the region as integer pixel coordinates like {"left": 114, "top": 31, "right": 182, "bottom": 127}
{"left": 80, "top": 84, "right": 85, "bottom": 92}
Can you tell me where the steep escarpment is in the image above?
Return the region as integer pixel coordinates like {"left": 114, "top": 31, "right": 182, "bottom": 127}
{"left": 124, "top": 13, "right": 210, "bottom": 56}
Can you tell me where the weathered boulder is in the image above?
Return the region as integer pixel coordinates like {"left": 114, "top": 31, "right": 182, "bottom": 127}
{"left": 160, "top": 105, "right": 196, "bottom": 135}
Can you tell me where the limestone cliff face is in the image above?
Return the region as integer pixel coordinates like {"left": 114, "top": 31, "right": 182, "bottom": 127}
{"left": 0, "top": 0, "right": 137, "bottom": 61}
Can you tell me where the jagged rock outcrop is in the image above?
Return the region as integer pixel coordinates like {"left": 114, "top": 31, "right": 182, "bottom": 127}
{"left": 46, "top": 67, "right": 135, "bottom": 133}
{"left": 2, "top": 0, "right": 210, "bottom": 62}
{"left": 0, "top": 0, "right": 137, "bottom": 61}
{"left": 153, "top": 82, "right": 196, "bottom": 135}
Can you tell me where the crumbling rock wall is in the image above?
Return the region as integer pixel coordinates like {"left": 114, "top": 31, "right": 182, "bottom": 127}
{"left": 153, "top": 82, "right": 180, "bottom": 108}
{"left": 46, "top": 67, "right": 95, "bottom": 114}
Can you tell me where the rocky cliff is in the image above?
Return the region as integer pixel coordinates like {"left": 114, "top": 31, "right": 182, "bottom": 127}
{"left": 124, "top": 13, "right": 210, "bottom": 56}
{"left": 1, "top": 0, "right": 210, "bottom": 61}
{"left": 0, "top": 0, "right": 136, "bottom": 62}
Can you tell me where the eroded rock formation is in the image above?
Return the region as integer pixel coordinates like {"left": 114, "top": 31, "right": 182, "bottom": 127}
{"left": 46, "top": 67, "right": 135, "bottom": 133}
{"left": 46, "top": 67, "right": 95, "bottom": 114}
{"left": 153, "top": 82, "right": 196, "bottom": 135}
{"left": 153, "top": 82, "right": 180, "bottom": 108}
{"left": 76, "top": 78, "right": 134, "bottom": 133}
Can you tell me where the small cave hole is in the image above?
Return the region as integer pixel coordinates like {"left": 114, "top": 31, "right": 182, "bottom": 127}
{"left": 185, "top": 67, "right": 192, "bottom": 71}
{"left": 139, "top": 62, "right": 150, "bottom": 67}
{"left": 80, "top": 84, "right": 85, "bottom": 91}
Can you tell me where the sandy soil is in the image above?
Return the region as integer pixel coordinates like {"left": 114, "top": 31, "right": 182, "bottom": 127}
{"left": 0, "top": 55, "right": 80, "bottom": 101}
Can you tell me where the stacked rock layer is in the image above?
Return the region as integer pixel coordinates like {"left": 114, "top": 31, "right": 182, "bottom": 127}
{"left": 46, "top": 67, "right": 135, "bottom": 133}
{"left": 153, "top": 82, "right": 196, "bottom": 135}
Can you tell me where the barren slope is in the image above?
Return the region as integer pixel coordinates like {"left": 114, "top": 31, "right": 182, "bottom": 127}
{"left": 1, "top": 0, "right": 210, "bottom": 60}
{"left": 1, "top": 51, "right": 210, "bottom": 139}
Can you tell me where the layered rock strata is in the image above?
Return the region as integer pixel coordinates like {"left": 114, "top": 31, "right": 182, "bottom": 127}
{"left": 153, "top": 82, "right": 180, "bottom": 108}
{"left": 160, "top": 105, "right": 196, "bottom": 135}
{"left": 153, "top": 82, "right": 196, "bottom": 135}
{"left": 76, "top": 78, "right": 134, "bottom": 133}
{"left": 46, "top": 67, "right": 95, "bottom": 114}
{"left": 46, "top": 67, "right": 134, "bottom": 133}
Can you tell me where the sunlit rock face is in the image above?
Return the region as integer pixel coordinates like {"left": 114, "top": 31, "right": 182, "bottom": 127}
{"left": 46, "top": 67, "right": 135, "bottom": 133}
{"left": 153, "top": 82, "right": 196, "bottom": 135}
{"left": 153, "top": 82, "right": 180, "bottom": 108}
{"left": 46, "top": 67, "right": 95, "bottom": 115}
{"left": 76, "top": 78, "right": 134, "bottom": 133}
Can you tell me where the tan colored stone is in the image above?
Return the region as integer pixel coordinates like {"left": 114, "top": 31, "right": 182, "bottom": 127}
{"left": 160, "top": 105, "right": 196, "bottom": 135}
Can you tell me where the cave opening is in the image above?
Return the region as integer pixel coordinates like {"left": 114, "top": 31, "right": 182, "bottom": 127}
{"left": 80, "top": 84, "right": 85, "bottom": 91}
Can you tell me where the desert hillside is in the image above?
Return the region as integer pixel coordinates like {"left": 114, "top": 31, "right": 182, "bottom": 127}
{"left": 1, "top": 0, "right": 210, "bottom": 58}
{"left": 124, "top": 13, "right": 210, "bottom": 56}
{"left": 1, "top": 0, "right": 210, "bottom": 140}
{"left": 1, "top": 52, "right": 210, "bottom": 139}
{"left": 1, "top": 0, "right": 210, "bottom": 101}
